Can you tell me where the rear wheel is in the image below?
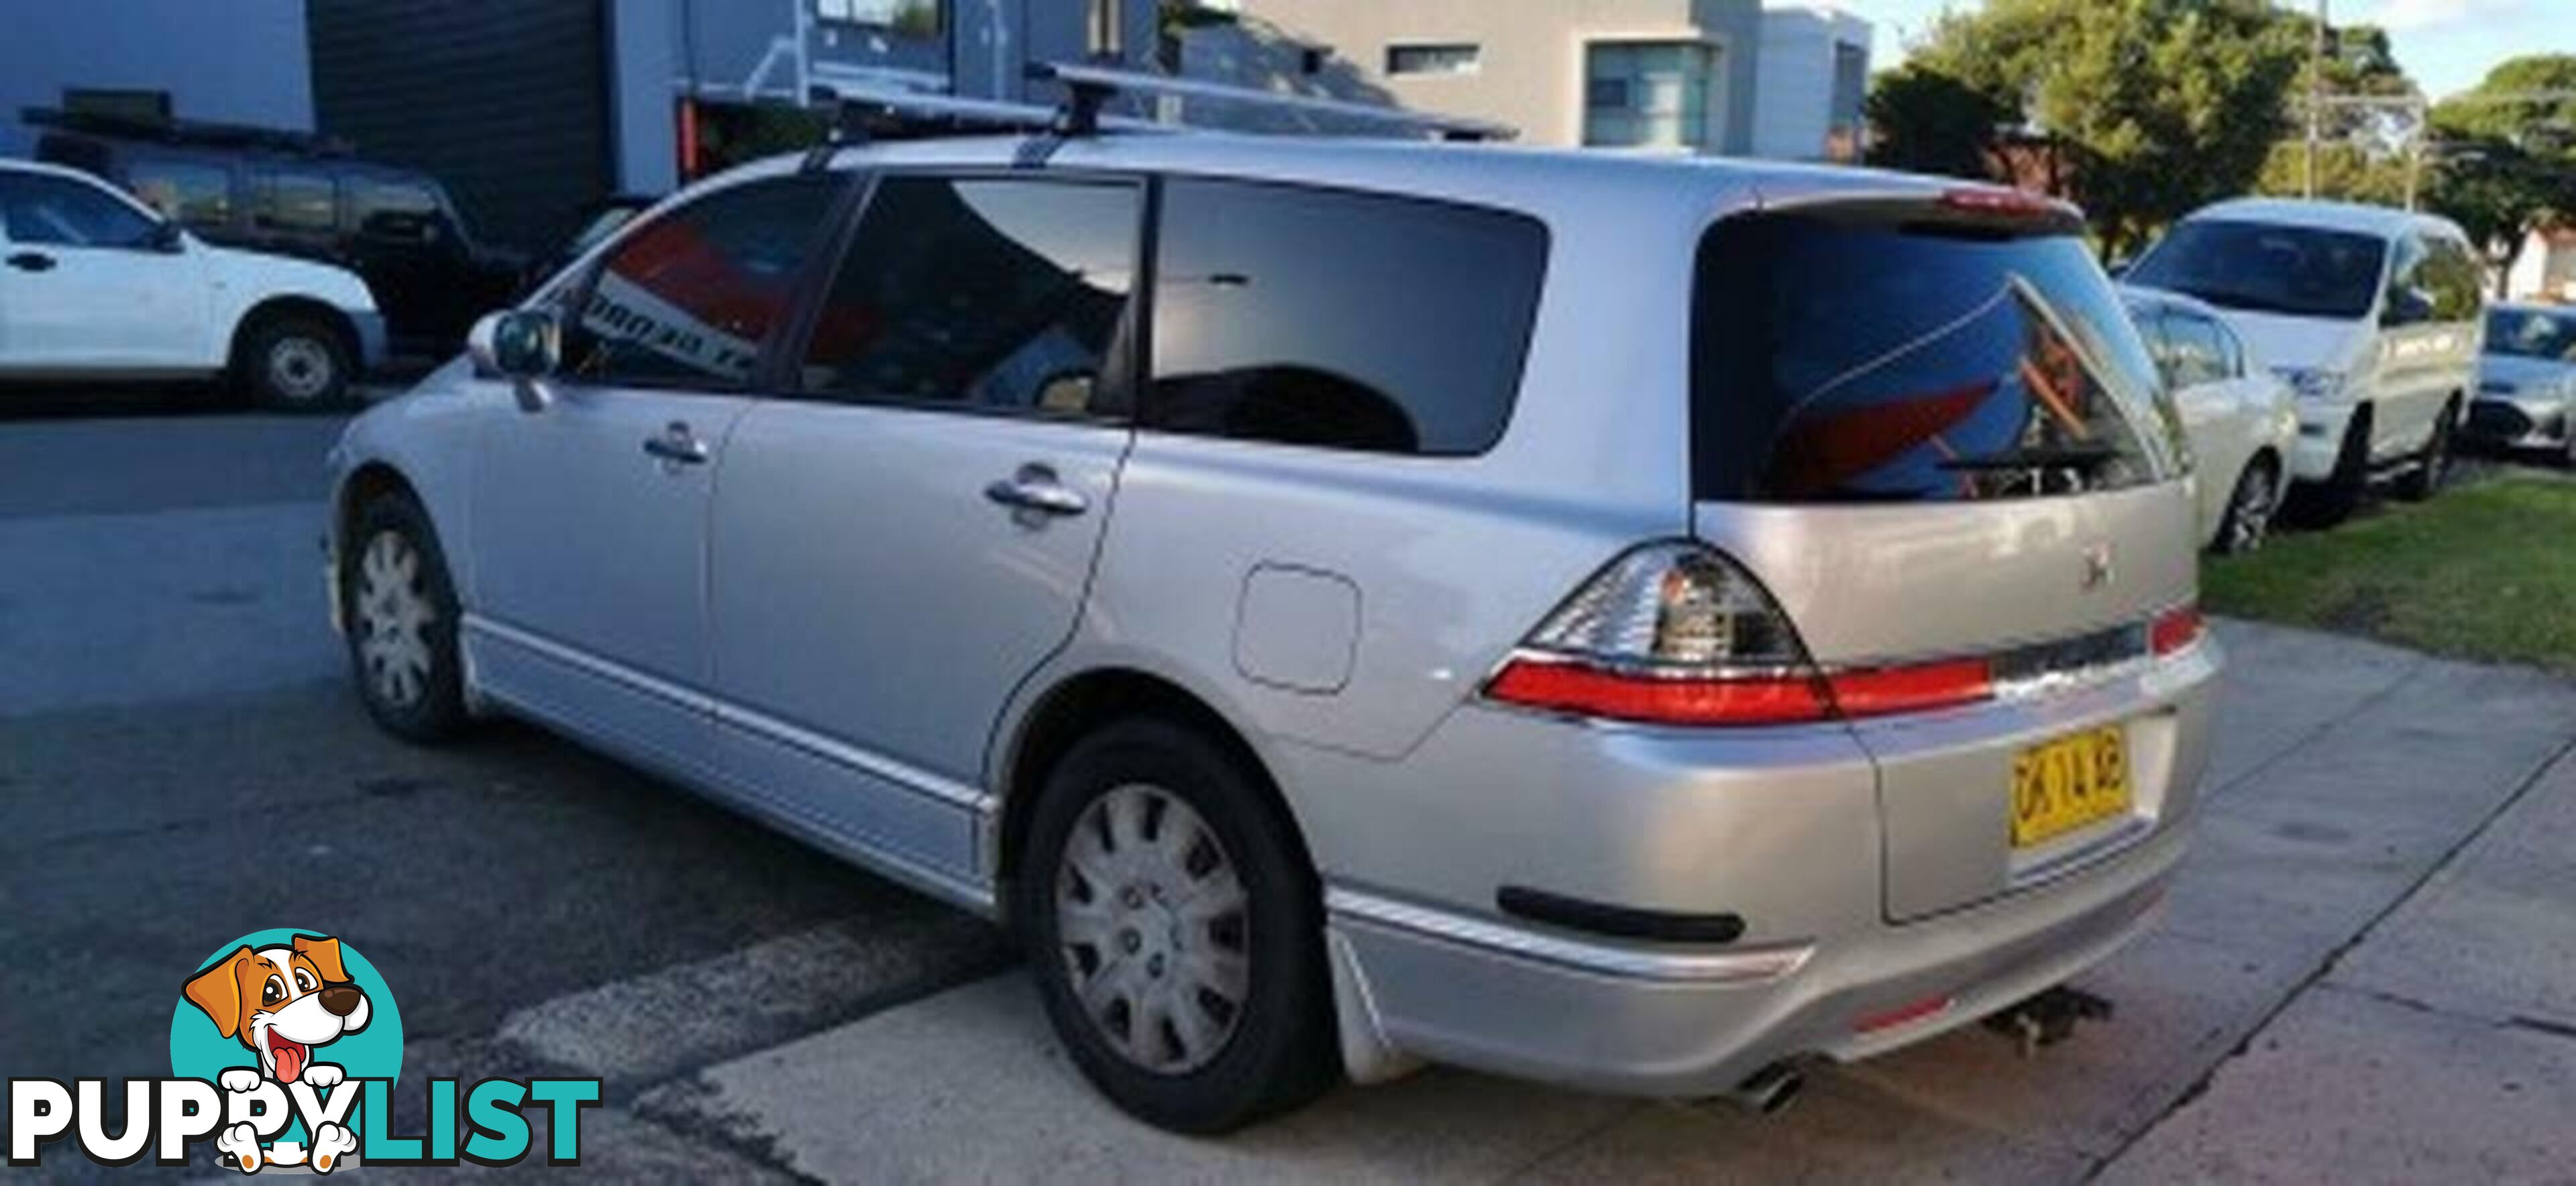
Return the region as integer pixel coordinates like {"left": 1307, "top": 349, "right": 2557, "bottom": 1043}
{"left": 1017, "top": 717, "right": 1338, "bottom": 1134}
{"left": 2392, "top": 400, "right": 2458, "bottom": 502}
{"left": 2212, "top": 455, "right": 2279, "bottom": 555}
{"left": 237, "top": 313, "right": 354, "bottom": 411}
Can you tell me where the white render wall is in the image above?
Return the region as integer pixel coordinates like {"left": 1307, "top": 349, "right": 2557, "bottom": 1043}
{"left": 1751, "top": 4, "right": 1870, "bottom": 161}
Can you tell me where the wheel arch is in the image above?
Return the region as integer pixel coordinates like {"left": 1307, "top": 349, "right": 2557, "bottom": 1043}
{"left": 993, "top": 666, "right": 1316, "bottom": 912}
{"left": 229, "top": 295, "right": 360, "bottom": 374}
{"left": 335, "top": 461, "right": 425, "bottom": 558}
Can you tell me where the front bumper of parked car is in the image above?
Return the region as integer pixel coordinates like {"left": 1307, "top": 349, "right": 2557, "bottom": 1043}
{"left": 2462, "top": 394, "right": 2569, "bottom": 449}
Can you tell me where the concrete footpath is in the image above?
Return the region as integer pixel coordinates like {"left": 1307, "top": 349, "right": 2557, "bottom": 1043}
{"left": 614, "top": 623, "right": 2576, "bottom": 1181}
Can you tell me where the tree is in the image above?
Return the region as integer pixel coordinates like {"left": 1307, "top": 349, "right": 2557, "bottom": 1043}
{"left": 1864, "top": 64, "right": 2012, "bottom": 180}
{"left": 1868, "top": 0, "right": 2305, "bottom": 258}
{"left": 2424, "top": 56, "right": 2576, "bottom": 290}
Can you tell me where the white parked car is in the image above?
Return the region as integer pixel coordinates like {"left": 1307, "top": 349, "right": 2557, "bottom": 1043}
{"left": 2126, "top": 198, "right": 2482, "bottom": 525}
{"left": 0, "top": 158, "right": 382, "bottom": 407}
{"left": 2123, "top": 286, "right": 2300, "bottom": 552}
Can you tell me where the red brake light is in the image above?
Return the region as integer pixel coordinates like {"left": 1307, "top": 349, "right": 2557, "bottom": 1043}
{"left": 1486, "top": 659, "right": 1834, "bottom": 727}
{"left": 2151, "top": 603, "right": 2205, "bottom": 656}
{"left": 1826, "top": 659, "right": 1994, "bottom": 719}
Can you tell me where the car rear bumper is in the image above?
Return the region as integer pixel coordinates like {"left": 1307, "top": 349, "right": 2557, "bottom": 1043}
{"left": 1306, "top": 637, "right": 2218, "bottom": 1097}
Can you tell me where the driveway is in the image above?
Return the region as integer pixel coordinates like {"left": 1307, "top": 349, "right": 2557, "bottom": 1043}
{"left": 635, "top": 622, "right": 2576, "bottom": 1183}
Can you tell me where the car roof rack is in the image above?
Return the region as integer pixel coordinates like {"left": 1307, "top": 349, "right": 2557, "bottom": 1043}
{"left": 1023, "top": 61, "right": 1517, "bottom": 144}
{"left": 21, "top": 105, "right": 356, "bottom": 158}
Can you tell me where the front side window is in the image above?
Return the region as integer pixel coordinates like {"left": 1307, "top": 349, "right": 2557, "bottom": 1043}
{"left": 2422, "top": 237, "right": 2484, "bottom": 323}
{"left": 798, "top": 176, "right": 1140, "bottom": 415}
{"left": 0, "top": 172, "right": 160, "bottom": 249}
{"left": 561, "top": 174, "right": 843, "bottom": 389}
{"left": 1695, "top": 211, "right": 2174, "bottom": 503}
{"left": 1146, "top": 178, "right": 1548, "bottom": 456}
{"left": 254, "top": 171, "right": 337, "bottom": 233}
{"left": 2161, "top": 311, "right": 2232, "bottom": 388}
{"left": 2128, "top": 219, "right": 2387, "bottom": 321}
{"left": 128, "top": 160, "right": 232, "bottom": 228}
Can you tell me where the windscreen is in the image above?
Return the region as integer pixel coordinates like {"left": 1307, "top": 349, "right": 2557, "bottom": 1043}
{"left": 2127, "top": 219, "right": 2387, "bottom": 321}
{"left": 1693, "top": 210, "right": 2176, "bottom": 504}
{"left": 2486, "top": 307, "right": 2576, "bottom": 362}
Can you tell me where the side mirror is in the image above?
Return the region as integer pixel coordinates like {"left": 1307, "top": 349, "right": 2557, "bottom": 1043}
{"left": 2383, "top": 287, "right": 2434, "bottom": 327}
{"left": 470, "top": 310, "right": 561, "bottom": 411}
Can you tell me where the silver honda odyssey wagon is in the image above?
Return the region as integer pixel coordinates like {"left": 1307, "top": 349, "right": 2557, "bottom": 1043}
{"left": 327, "top": 129, "right": 2218, "bottom": 1132}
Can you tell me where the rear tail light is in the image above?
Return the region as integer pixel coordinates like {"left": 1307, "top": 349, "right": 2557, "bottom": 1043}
{"left": 2150, "top": 602, "right": 2205, "bottom": 656}
{"left": 1482, "top": 543, "right": 1992, "bottom": 727}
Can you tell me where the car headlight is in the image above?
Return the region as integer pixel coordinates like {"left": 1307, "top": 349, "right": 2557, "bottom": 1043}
{"left": 2275, "top": 367, "right": 2345, "bottom": 401}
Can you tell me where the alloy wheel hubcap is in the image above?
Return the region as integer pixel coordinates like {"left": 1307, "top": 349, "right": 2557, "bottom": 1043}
{"left": 2232, "top": 469, "right": 2275, "bottom": 551}
{"left": 355, "top": 530, "right": 435, "bottom": 709}
{"left": 1055, "top": 783, "right": 1250, "bottom": 1075}
{"left": 270, "top": 337, "right": 334, "bottom": 402}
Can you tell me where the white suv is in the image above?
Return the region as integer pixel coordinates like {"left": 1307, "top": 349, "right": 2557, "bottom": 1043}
{"left": 2126, "top": 198, "right": 2482, "bottom": 525}
{"left": 0, "top": 158, "right": 383, "bottom": 407}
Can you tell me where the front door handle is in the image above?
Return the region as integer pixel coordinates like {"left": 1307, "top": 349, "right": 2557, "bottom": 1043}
{"left": 6, "top": 252, "right": 55, "bottom": 272}
{"left": 983, "top": 464, "right": 1088, "bottom": 517}
{"left": 642, "top": 422, "right": 709, "bottom": 466}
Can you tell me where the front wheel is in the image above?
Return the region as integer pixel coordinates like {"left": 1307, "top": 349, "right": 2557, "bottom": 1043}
{"left": 342, "top": 494, "right": 466, "bottom": 742}
{"left": 1017, "top": 717, "right": 1338, "bottom": 1134}
{"left": 2392, "top": 400, "right": 2458, "bottom": 502}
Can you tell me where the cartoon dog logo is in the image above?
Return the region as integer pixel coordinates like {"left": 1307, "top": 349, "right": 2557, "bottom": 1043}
{"left": 184, "top": 934, "right": 374, "bottom": 1091}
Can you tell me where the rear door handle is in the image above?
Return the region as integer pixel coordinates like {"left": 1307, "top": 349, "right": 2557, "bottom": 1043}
{"left": 642, "top": 422, "right": 710, "bottom": 466}
{"left": 983, "top": 464, "right": 1088, "bottom": 517}
{"left": 6, "top": 252, "right": 55, "bottom": 272}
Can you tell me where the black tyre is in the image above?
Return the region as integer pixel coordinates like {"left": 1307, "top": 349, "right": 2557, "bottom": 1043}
{"left": 2392, "top": 400, "right": 2458, "bottom": 502}
{"left": 2212, "top": 455, "right": 2280, "bottom": 555}
{"left": 2288, "top": 409, "right": 2370, "bottom": 529}
{"left": 238, "top": 313, "right": 354, "bottom": 410}
{"left": 1016, "top": 716, "right": 1338, "bottom": 1134}
{"left": 341, "top": 493, "right": 466, "bottom": 743}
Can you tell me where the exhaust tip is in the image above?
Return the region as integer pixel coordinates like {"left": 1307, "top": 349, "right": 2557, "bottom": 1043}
{"left": 1723, "top": 1062, "right": 1804, "bottom": 1116}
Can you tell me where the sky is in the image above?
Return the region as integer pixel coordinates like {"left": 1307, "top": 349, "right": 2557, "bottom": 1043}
{"left": 1843, "top": 0, "right": 2573, "bottom": 98}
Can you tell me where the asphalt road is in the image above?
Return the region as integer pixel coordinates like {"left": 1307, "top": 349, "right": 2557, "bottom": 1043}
{"left": 2, "top": 392, "right": 1004, "bottom": 1179}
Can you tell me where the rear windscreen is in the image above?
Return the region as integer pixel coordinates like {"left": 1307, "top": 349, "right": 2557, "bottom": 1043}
{"left": 1693, "top": 211, "right": 2176, "bottom": 504}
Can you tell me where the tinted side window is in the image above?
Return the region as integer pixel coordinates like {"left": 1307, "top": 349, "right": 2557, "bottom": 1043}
{"left": 128, "top": 160, "right": 233, "bottom": 228}
{"left": 798, "top": 176, "right": 1141, "bottom": 415}
{"left": 561, "top": 175, "right": 842, "bottom": 390}
{"left": 351, "top": 179, "right": 445, "bottom": 244}
{"left": 254, "top": 170, "right": 337, "bottom": 233}
{"left": 0, "top": 172, "right": 160, "bottom": 249}
{"left": 1146, "top": 178, "right": 1548, "bottom": 456}
{"left": 2382, "top": 235, "right": 2428, "bottom": 325}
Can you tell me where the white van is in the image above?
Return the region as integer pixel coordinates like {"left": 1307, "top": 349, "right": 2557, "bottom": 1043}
{"left": 2127, "top": 198, "right": 2483, "bottom": 524}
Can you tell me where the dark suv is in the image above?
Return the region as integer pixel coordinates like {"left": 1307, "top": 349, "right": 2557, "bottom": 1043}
{"left": 31, "top": 107, "right": 525, "bottom": 355}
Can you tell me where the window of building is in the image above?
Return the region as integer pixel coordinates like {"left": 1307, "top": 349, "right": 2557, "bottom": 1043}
{"left": 1584, "top": 41, "right": 1719, "bottom": 150}
{"left": 0, "top": 172, "right": 161, "bottom": 250}
{"left": 1145, "top": 178, "right": 1548, "bottom": 456}
{"left": 561, "top": 175, "right": 843, "bottom": 389}
{"left": 1387, "top": 44, "right": 1479, "bottom": 76}
{"left": 127, "top": 160, "right": 232, "bottom": 228}
{"left": 252, "top": 171, "right": 337, "bottom": 233}
{"left": 799, "top": 176, "right": 1142, "bottom": 416}
{"left": 814, "top": 0, "right": 941, "bottom": 37}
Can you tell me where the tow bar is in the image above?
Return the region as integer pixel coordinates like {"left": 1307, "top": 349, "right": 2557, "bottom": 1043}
{"left": 1983, "top": 986, "right": 2114, "bottom": 1057}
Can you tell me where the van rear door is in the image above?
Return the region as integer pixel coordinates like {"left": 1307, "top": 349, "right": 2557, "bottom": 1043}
{"left": 1687, "top": 194, "right": 2206, "bottom": 920}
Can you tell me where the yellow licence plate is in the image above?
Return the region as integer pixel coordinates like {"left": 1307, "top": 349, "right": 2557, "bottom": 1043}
{"left": 2010, "top": 726, "right": 2132, "bottom": 849}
